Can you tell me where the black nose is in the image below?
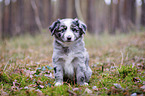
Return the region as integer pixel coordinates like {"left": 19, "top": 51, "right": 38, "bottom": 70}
{"left": 67, "top": 36, "right": 71, "bottom": 41}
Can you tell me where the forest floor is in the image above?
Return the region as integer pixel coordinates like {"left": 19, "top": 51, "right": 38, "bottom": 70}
{"left": 0, "top": 31, "right": 145, "bottom": 96}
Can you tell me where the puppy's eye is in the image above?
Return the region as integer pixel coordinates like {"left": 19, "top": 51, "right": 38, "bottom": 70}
{"left": 72, "top": 28, "right": 78, "bottom": 32}
{"left": 57, "top": 32, "right": 61, "bottom": 37}
{"left": 58, "top": 28, "right": 65, "bottom": 32}
{"left": 62, "top": 29, "right": 65, "bottom": 32}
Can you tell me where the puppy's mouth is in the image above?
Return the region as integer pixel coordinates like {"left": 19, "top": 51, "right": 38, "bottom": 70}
{"left": 66, "top": 40, "right": 72, "bottom": 42}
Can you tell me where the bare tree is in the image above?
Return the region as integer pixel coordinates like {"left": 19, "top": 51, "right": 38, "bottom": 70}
{"left": 109, "top": 0, "right": 120, "bottom": 34}
{"left": 141, "top": 0, "right": 145, "bottom": 26}
{"left": 0, "top": 0, "right": 143, "bottom": 38}
{"left": 31, "top": 0, "right": 43, "bottom": 33}
{"left": 59, "top": 0, "right": 67, "bottom": 19}
{"left": 0, "top": 1, "right": 2, "bottom": 38}
{"left": 2, "top": 0, "right": 12, "bottom": 38}
{"left": 75, "top": 0, "right": 84, "bottom": 22}
{"left": 87, "top": 0, "right": 96, "bottom": 34}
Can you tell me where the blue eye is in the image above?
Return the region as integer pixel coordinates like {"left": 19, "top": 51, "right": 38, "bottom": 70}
{"left": 62, "top": 29, "right": 65, "bottom": 32}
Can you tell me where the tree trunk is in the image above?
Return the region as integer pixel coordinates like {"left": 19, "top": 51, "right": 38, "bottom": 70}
{"left": 31, "top": 0, "right": 43, "bottom": 33}
{"left": 119, "top": 0, "right": 136, "bottom": 33}
{"left": 2, "top": 0, "right": 12, "bottom": 38}
{"left": 75, "top": 0, "right": 84, "bottom": 22}
{"left": 141, "top": 0, "right": 145, "bottom": 26}
{"left": 59, "top": 0, "right": 67, "bottom": 19}
{"left": 16, "top": 0, "right": 24, "bottom": 35}
{"left": 80, "top": 0, "right": 87, "bottom": 23}
{"left": 66, "top": 0, "right": 73, "bottom": 18}
{"left": 0, "top": 2, "right": 2, "bottom": 39}
{"left": 111, "top": 0, "right": 120, "bottom": 34}
{"left": 87, "top": 0, "right": 96, "bottom": 34}
{"left": 37, "top": 0, "right": 44, "bottom": 27}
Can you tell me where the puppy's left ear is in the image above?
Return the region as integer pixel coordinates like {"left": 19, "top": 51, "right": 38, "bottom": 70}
{"left": 49, "top": 19, "right": 60, "bottom": 36}
{"left": 79, "top": 22, "right": 87, "bottom": 34}
{"left": 74, "top": 18, "right": 87, "bottom": 34}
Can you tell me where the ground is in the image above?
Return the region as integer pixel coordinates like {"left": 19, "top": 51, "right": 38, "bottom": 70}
{"left": 0, "top": 31, "right": 145, "bottom": 96}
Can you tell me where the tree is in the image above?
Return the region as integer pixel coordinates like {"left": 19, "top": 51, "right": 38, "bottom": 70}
{"left": 59, "top": 0, "right": 67, "bottom": 19}
{"left": 87, "top": 0, "right": 96, "bottom": 34}
{"left": 0, "top": 2, "right": 2, "bottom": 38}
{"left": 109, "top": 0, "right": 120, "bottom": 34}
{"left": 2, "top": 0, "right": 12, "bottom": 38}
{"left": 141, "top": 0, "right": 145, "bottom": 26}
{"left": 31, "top": 0, "right": 43, "bottom": 33}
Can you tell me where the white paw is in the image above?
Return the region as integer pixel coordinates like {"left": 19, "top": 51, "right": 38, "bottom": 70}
{"left": 84, "top": 82, "right": 88, "bottom": 86}
{"left": 55, "top": 82, "right": 63, "bottom": 86}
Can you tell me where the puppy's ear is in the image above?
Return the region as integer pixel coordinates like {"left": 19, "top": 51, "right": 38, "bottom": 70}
{"left": 49, "top": 19, "right": 60, "bottom": 36}
{"left": 74, "top": 18, "right": 87, "bottom": 34}
{"left": 79, "top": 22, "right": 87, "bottom": 34}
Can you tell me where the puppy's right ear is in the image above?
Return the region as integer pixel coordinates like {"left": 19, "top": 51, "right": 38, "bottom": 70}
{"left": 49, "top": 19, "right": 60, "bottom": 36}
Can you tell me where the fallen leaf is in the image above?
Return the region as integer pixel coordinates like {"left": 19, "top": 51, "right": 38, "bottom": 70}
{"left": 1, "top": 91, "right": 8, "bottom": 96}
{"left": 35, "top": 62, "right": 40, "bottom": 65}
{"left": 85, "top": 88, "right": 92, "bottom": 94}
{"left": 67, "top": 89, "right": 77, "bottom": 96}
{"left": 72, "top": 88, "right": 79, "bottom": 91}
{"left": 35, "top": 89, "right": 44, "bottom": 96}
{"left": 113, "top": 83, "right": 124, "bottom": 91}
{"left": 46, "top": 66, "right": 52, "bottom": 70}
{"left": 140, "top": 85, "right": 145, "bottom": 90}
{"left": 131, "top": 93, "right": 137, "bottom": 96}
{"left": 39, "top": 85, "right": 44, "bottom": 88}
{"left": 42, "top": 66, "right": 46, "bottom": 71}
{"left": 28, "top": 84, "right": 36, "bottom": 87}
{"left": 24, "top": 86, "right": 29, "bottom": 89}
{"left": 11, "top": 80, "right": 21, "bottom": 91}
{"left": 143, "top": 81, "right": 145, "bottom": 85}
{"left": 92, "top": 86, "right": 98, "bottom": 91}
{"left": 133, "top": 77, "right": 142, "bottom": 82}
{"left": 36, "top": 80, "right": 43, "bottom": 85}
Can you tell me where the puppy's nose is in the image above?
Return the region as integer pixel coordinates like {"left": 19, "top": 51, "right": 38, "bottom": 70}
{"left": 67, "top": 35, "right": 72, "bottom": 41}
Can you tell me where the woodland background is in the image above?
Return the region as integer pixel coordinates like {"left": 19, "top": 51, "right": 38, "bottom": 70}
{"left": 0, "top": 0, "right": 145, "bottom": 95}
{"left": 0, "top": 0, "right": 145, "bottom": 39}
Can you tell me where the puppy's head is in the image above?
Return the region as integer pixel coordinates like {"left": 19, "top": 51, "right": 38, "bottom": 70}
{"left": 49, "top": 18, "right": 87, "bottom": 42}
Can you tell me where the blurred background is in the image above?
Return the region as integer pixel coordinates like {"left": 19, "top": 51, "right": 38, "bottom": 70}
{"left": 0, "top": 0, "right": 145, "bottom": 39}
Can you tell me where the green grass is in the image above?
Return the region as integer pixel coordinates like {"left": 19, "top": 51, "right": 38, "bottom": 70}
{"left": 0, "top": 32, "right": 145, "bottom": 95}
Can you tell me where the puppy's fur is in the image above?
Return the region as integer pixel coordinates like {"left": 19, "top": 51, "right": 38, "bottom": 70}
{"left": 49, "top": 18, "right": 92, "bottom": 86}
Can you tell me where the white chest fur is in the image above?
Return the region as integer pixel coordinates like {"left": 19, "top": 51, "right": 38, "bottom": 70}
{"left": 63, "top": 51, "right": 76, "bottom": 77}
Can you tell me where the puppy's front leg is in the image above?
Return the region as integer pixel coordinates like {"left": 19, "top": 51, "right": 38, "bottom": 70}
{"left": 76, "top": 66, "right": 88, "bottom": 85}
{"left": 54, "top": 65, "right": 63, "bottom": 86}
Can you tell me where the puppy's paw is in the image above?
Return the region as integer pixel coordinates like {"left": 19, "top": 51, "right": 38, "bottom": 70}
{"left": 55, "top": 82, "right": 63, "bottom": 86}
{"left": 84, "top": 82, "right": 88, "bottom": 86}
{"left": 79, "top": 82, "right": 88, "bottom": 86}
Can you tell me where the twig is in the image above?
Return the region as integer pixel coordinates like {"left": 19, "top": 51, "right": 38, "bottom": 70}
{"left": 125, "top": 52, "right": 128, "bottom": 61}
{"left": 120, "top": 51, "right": 124, "bottom": 67}
{"left": 67, "top": 89, "right": 77, "bottom": 96}
{"left": 3, "top": 61, "right": 9, "bottom": 71}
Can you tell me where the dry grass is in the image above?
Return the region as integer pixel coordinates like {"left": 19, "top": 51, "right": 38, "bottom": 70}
{"left": 0, "top": 32, "right": 145, "bottom": 95}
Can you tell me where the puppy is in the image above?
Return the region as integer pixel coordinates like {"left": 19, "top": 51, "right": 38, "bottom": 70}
{"left": 49, "top": 18, "right": 92, "bottom": 86}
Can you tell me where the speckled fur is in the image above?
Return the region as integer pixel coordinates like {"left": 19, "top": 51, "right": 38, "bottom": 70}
{"left": 49, "top": 18, "right": 92, "bottom": 86}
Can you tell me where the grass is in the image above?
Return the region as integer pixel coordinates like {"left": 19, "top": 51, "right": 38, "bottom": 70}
{"left": 0, "top": 32, "right": 145, "bottom": 95}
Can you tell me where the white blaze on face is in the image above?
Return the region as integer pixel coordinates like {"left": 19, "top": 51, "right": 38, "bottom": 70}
{"left": 61, "top": 19, "right": 75, "bottom": 42}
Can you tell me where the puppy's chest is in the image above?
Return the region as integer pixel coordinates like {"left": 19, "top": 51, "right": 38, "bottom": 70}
{"left": 64, "top": 51, "right": 75, "bottom": 64}
{"left": 63, "top": 50, "right": 77, "bottom": 76}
